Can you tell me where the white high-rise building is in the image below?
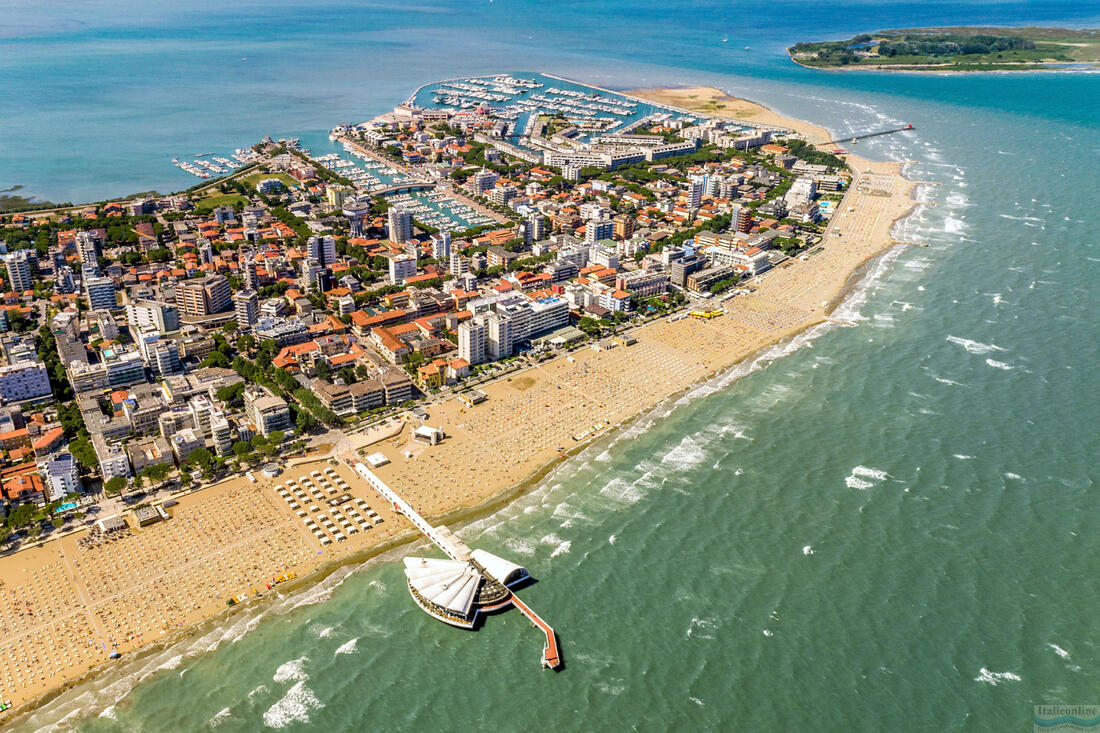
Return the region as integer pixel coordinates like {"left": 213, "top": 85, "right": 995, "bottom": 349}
{"left": 449, "top": 251, "right": 469, "bottom": 276}
{"left": 527, "top": 213, "right": 546, "bottom": 242}
{"left": 242, "top": 253, "right": 259, "bottom": 290}
{"left": 135, "top": 328, "right": 180, "bottom": 376}
{"left": 84, "top": 275, "right": 117, "bottom": 311}
{"left": 387, "top": 254, "right": 416, "bottom": 285}
{"left": 300, "top": 258, "right": 324, "bottom": 290}
{"left": 485, "top": 312, "right": 513, "bottom": 361}
{"left": 125, "top": 299, "right": 179, "bottom": 334}
{"left": 307, "top": 235, "right": 337, "bottom": 266}
{"left": 430, "top": 231, "right": 451, "bottom": 260}
{"left": 387, "top": 207, "right": 412, "bottom": 244}
{"left": 457, "top": 318, "right": 487, "bottom": 365}
{"left": 40, "top": 453, "right": 81, "bottom": 501}
{"left": 584, "top": 219, "right": 614, "bottom": 246}
{"left": 75, "top": 231, "right": 100, "bottom": 266}
{"left": 189, "top": 395, "right": 217, "bottom": 438}
{"left": 686, "top": 178, "right": 704, "bottom": 208}
{"left": 233, "top": 289, "right": 260, "bottom": 327}
{"left": 472, "top": 169, "right": 499, "bottom": 193}
{"left": 4, "top": 250, "right": 35, "bottom": 292}
{"left": 0, "top": 361, "right": 51, "bottom": 404}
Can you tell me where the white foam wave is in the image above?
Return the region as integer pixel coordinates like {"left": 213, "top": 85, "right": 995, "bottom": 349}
{"left": 335, "top": 638, "right": 358, "bottom": 656}
{"left": 551, "top": 502, "right": 591, "bottom": 529}
{"left": 210, "top": 707, "right": 233, "bottom": 727}
{"left": 503, "top": 536, "right": 537, "bottom": 556}
{"left": 852, "top": 465, "right": 888, "bottom": 481}
{"left": 1048, "top": 643, "right": 1071, "bottom": 661}
{"left": 550, "top": 540, "right": 572, "bottom": 558}
{"left": 802, "top": 545, "right": 814, "bottom": 556}
{"left": 660, "top": 435, "right": 707, "bottom": 469}
{"left": 289, "top": 565, "right": 355, "bottom": 611}
{"left": 1004, "top": 472, "right": 1024, "bottom": 481}
{"left": 263, "top": 680, "right": 322, "bottom": 728}
{"left": 686, "top": 616, "right": 718, "bottom": 640}
{"left": 974, "top": 668, "right": 1021, "bottom": 685}
{"left": 944, "top": 217, "right": 967, "bottom": 234}
{"left": 953, "top": 454, "right": 974, "bottom": 460}
{"left": 273, "top": 655, "right": 309, "bottom": 684}
{"left": 846, "top": 465, "right": 887, "bottom": 490}
{"left": 946, "top": 335, "right": 1005, "bottom": 355}
{"left": 599, "top": 476, "right": 647, "bottom": 506}
{"left": 985, "top": 359, "right": 1013, "bottom": 371}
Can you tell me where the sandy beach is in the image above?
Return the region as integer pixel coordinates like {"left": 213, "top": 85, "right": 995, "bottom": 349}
{"left": 0, "top": 86, "right": 917, "bottom": 719}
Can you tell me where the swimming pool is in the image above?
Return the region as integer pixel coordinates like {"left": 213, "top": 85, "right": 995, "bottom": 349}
{"left": 56, "top": 502, "right": 78, "bottom": 512}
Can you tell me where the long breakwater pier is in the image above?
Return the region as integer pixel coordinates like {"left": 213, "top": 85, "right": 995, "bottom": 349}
{"left": 825, "top": 124, "right": 915, "bottom": 147}
{"left": 343, "top": 456, "right": 562, "bottom": 670}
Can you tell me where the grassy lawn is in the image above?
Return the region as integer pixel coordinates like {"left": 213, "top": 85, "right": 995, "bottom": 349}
{"left": 194, "top": 194, "right": 250, "bottom": 213}
{"left": 241, "top": 172, "right": 300, "bottom": 190}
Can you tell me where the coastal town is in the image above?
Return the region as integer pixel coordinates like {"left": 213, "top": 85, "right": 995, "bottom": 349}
{"left": 0, "top": 74, "right": 915, "bottom": 717}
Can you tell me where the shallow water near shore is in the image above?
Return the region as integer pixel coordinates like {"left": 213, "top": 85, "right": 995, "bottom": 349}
{"left": 6, "top": 1, "right": 1100, "bottom": 731}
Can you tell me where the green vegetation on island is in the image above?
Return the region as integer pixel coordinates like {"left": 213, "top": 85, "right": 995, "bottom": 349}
{"left": 789, "top": 27, "right": 1100, "bottom": 72}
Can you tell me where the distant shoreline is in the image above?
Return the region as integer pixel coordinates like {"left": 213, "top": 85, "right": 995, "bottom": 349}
{"left": 789, "top": 26, "right": 1100, "bottom": 73}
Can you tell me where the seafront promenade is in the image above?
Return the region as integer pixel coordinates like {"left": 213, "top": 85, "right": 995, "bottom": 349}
{"left": 0, "top": 86, "right": 916, "bottom": 720}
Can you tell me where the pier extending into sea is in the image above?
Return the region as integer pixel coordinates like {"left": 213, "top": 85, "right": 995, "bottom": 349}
{"left": 341, "top": 455, "right": 562, "bottom": 670}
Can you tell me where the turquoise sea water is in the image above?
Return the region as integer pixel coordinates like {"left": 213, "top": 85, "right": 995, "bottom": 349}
{"left": 5, "top": 2, "right": 1100, "bottom": 731}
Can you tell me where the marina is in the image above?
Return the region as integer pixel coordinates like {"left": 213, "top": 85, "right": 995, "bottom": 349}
{"left": 412, "top": 72, "right": 723, "bottom": 153}
{"left": 171, "top": 148, "right": 260, "bottom": 179}
{"left": 312, "top": 140, "right": 495, "bottom": 230}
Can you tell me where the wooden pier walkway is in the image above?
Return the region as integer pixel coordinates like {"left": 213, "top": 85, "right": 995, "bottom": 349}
{"left": 510, "top": 593, "right": 561, "bottom": 670}
{"left": 825, "top": 124, "right": 914, "bottom": 147}
{"left": 347, "top": 458, "right": 562, "bottom": 671}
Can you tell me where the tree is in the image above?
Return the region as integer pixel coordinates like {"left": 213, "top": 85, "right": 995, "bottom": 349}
{"left": 58, "top": 401, "right": 85, "bottom": 437}
{"left": 296, "top": 411, "right": 317, "bottom": 432}
{"left": 103, "top": 476, "right": 127, "bottom": 496}
{"left": 216, "top": 381, "right": 246, "bottom": 406}
{"left": 186, "top": 448, "right": 216, "bottom": 479}
{"left": 236, "top": 334, "right": 256, "bottom": 353}
{"left": 69, "top": 437, "right": 98, "bottom": 471}
{"left": 8, "top": 310, "right": 33, "bottom": 332}
{"left": 577, "top": 317, "right": 602, "bottom": 337}
{"left": 6, "top": 503, "right": 38, "bottom": 529}
{"left": 314, "top": 360, "right": 332, "bottom": 381}
{"left": 140, "top": 463, "right": 173, "bottom": 484}
{"left": 200, "top": 351, "right": 230, "bottom": 368}
{"left": 268, "top": 430, "right": 285, "bottom": 445}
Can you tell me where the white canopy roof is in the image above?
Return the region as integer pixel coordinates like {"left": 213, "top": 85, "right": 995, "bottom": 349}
{"left": 470, "top": 549, "right": 527, "bottom": 586}
{"left": 403, "top": 557, "right": 481, "bottom": 617}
